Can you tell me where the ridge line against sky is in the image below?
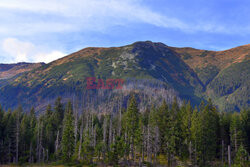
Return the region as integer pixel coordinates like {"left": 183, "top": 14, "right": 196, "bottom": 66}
{"left": 0, "top": 0, "right": 249, "bottom": 63}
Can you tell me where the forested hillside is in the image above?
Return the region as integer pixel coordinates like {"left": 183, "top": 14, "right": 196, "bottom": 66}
{"left": 0, "top": 41, "right": 249, "bottom": 112}
{"left": 0, "top": 62, "right": 44, "bottom": 80}
{"left": 0, "top": 42, "right": 249, "bottom": 166}
{"left": 170, "top": 44, "right": 250, "bottom": 112}
{"left": 0, "top": 95, "right": 249, "bottom": 166}
{"left": 0, "top": 41, "right": 204, "bottom": 112}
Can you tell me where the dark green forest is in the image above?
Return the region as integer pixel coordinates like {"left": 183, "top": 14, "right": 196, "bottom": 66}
{"left": 0, "top": 96, "right": 249, "bottom": 167}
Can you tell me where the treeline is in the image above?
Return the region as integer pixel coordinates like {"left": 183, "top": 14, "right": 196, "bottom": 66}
{"left": 0, "top": 96, "right": 249, "bottom": 166}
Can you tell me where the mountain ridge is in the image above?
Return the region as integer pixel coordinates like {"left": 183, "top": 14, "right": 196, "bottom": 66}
{"left": 0, "top": 41, "right": 249, "bottom": 112}
{"left": 0, "top": 62, "right": 44, "bottom": 80}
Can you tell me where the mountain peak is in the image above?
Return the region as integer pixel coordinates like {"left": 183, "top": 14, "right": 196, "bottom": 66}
{"left": 132, "top": 41, "right": 167, "bottom": 48}
{"left": 0, "top": 42, "right": 249, "bottom": 112}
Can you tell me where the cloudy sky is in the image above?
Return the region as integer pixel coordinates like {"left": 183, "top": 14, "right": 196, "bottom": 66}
{"left": 0, "top": 0, "right": 249, "bottom": 63}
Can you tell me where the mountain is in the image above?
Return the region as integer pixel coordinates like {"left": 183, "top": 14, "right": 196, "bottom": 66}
{"left": 0, "top": 41, "right": 249, "bottom": 112}
{"left": 0, "top": 62, "right": 44, "bottom": 89}
{"left": 169, "top": 44, "right": 250, "bottom": 111}
{"left": 0, "top": 62, "right": 44, "bottom": 80}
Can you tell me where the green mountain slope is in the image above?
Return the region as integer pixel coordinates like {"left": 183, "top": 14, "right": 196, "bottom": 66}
{"left": 0, "top": 62, "right": 44, "bottom": 79}
{"left": 169, "top": 44, "right": 250, "bottom": 111}
{"left": 206, "top": 60, "right": 250, "bottom": 111}
{"left": 0, "top": 41, "right": 204, "bottom": 111}
{"left": 0, "top": 41, "right": 249, "bottom": 112}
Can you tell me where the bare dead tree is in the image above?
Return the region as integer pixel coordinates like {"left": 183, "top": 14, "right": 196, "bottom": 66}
{"left": 118, "top": 97, "right": 122, "bottom": 137}
{"left": 93, "top": 125, "right": 97, "bottom": 148}
{"left": 221, "top": 140, "right": 224, "bottom": 165}
{"left": 8, "top": 141, "right": 11, "bottom": 163}
{"left": 55, "top": 130, "right": 59, "bottom": 158}
{"left": 142, "top": 125, "right": 146, "bottom": 162}
{"left": 109, "top": 116, "right": 113, "bottom": 149}
{"left": 147, "top": 124, "right": 152, "bottom": 163}
{"left": 91, "top": 112, "right": 94, "bottom": 147}
{"left": 39, "top": 121, "right": 43, "bottom": 163}
{"left": 78, "top": 115, "right": 84, "bottom": 160}
{"left": 74, "top": 107, "right": 78, "bottom": 149}
{"left": 15, "top": 110, "right": 20, "bottom": 163}
{"left": 153, "top": 126, "right": 160, "bottom": 164}
{"left": 103, "top": 116, "right": 107, "bottom": 160}
{"left": 36, "top": 121, "right": 40, "bottom": 162}
{"left": 228, "top": 145, "right": 231, "bottom": 167}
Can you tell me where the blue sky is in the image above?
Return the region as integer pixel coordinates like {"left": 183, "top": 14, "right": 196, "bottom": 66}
{"left": 0, "top": 0, "right": 249, "bottom": 63}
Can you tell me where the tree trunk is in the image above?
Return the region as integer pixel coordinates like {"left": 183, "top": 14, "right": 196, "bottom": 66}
{"left": 55, "top": 130, "right": 59, "bottom": 158}
{"left": 234, "top": 128, "right": 237, "bottom": 153}
{"left": 74, "top": 111, "right": 78, "bottom": 149}
{"left": 8, "top": 142, "right": 11, "bottom": 164}
{"left": 154, "top": 126, "right": 159, "bottom": 164}
{"left": 78, "top": 117, "right": 84, "bottom": 160}
{"left": 29, "top": 143, "right": 32, "bottom": 163}
{"left": 142, "top": 126, "right": 145, "bottom": 162}
{"left": 38, "top": 122, "right": 43, "bottom": 163}
{"left": 103, "top": 117, "right": 107, "bottom": 161}
{"left": 91, "top": 113, "right": 94, "bottom": 146}
{"left": 16, "top": 112, "right": 20, "bottom": 163}
{"left": 109, "top": 116, "right": 113, "bottom": 149}
{"left": 118, "top": 99, "right": 122, "bottom": 136}
{"left": 42, "top": 147, "right": 45, "bottom": 162}
{"left": 131, "top": 136, "right": 134, "bottom": 161}
{"left": 36, "top": 122, "right": 40, "bottom": 162}
{"left": 221, "top": 140, "right": 224, "bottom": 165}
{"left": 228, "top": 145, "right": 231, "bottom": 167}
{"left": 147, "top": 125, "right": 151, "bottom": 163}
{"left": 194, "top": 143, "right": 197, "bottom": 166}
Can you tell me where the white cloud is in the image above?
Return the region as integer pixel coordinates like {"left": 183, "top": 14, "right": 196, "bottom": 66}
{"left": 0, "top": 0, "right": 249, "bottom": 36}
{"left": 0, "top": 0, "right": 189, "bottom": 35}
{"left": 35, "top": 51, "right": 66, "bottom": 63}
{"left": 0, "top": 0, "right": 249, "bottom": 64}
{"left": 2, "top": 38, "right": 34, "bottom": 62}
{"left": 1, "top": 38, "right": 66, "bottom": 63}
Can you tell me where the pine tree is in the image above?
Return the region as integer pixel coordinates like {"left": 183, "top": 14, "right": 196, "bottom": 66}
{"left": 147, "top": 107, "right": 159, "bottom": 164}
{"left": 165, "top": 97, "right": 181, "bottom": 166}
{"left": 230, "top": 112, "right": 244, "bottom": 157}
{"left": 124, "top": 95, "right": 139, "bottom": 160}
{"left": 219, "top": 112, "right": 231, "bottom": 165}
{"left": 13, "top": 106, "right": 22, "bottom": 163}
{"left": 190, "top": 106, "right": 201, "bottom": 165}
{"left": 199, "top": 101, "right": 220, "bottom": 165}
{"left": 234, "top": 144, "right": 248, "bottom": 166}
{"left": 156, "top": 100, "right": 169, "bottom": 154}
{"left": 240, "top": 109, "right": 250, "bottom": 153}
{"left": 54, "top": 97, "right": 64, "bottom": 129}
{"left": 0, "top": 96, "right": 249, "bottom": 166}
{"left": 61, "top": 101, "right": 75, "bottom": 162}
{"left": 180, "top": 101, "right": 193, "bottom": 160}
{"left": 28, "top": 107, "right": 37, "bottom": 163}
{"left": 44, "top": 104, "right": 57, "bottom": 161}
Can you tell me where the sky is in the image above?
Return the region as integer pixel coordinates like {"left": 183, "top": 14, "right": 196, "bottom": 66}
{"left": 0, "top": 0, "right": 249, "bottom": 63}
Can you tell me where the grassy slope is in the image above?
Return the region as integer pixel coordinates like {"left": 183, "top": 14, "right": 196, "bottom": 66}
{"left": 206, "top": 60, "right": 250, "bottom": 111}
{"left": 0, "top": 41, "right": 204, "bottom": 110}
{"left": 0, "top": 42, "right": 249, "bottom": 111}
{"left": 0, "top": 62, "right": 44, "bottom": 79}
{"left": 170, "top": 44, "right": 250, "bottom": 111}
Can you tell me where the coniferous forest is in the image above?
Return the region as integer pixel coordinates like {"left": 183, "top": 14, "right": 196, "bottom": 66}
{"left": 1, "top": 0, "right": 250, "bottom": 167}
{"left": 0, "top": 96, "right": 249, "bottom": 167}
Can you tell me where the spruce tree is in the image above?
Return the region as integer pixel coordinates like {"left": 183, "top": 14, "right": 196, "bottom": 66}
{"left": 240, "top": 109, "right": 250, "bottom": 153}
{"left": 124, "top": 95, "right": 139, "bottom": 160}
{"left": 61, "top": 101, "right": 75, "bottom": 162}
{"left": 157, "top": 100, "right": 169, "bottom": 154}
{"left": 200, "top": 102, "right": 220, "bottom": 165}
